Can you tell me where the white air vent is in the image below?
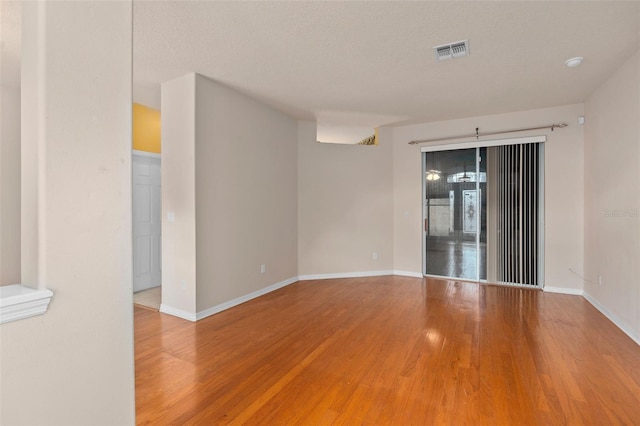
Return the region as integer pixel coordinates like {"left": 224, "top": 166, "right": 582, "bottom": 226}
{"left": 434, "top": 40, "right": 469, "bottom": 61}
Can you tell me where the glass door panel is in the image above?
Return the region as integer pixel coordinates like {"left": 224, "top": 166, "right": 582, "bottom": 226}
{"left": 424, "top": 148, "right": 486, "bottom": 281}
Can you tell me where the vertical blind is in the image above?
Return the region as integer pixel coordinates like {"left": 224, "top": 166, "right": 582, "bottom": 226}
{"left": 496, "top": 143, "right": 540, "bottom": 286}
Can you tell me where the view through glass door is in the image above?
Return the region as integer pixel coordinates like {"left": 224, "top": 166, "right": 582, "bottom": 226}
{"left": 423, "top": 148, "right": 487, "bottom": 281}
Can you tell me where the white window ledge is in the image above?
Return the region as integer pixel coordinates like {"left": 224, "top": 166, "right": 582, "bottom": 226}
{"left": 0, "top": 284, "right": 53, "bottom": 325}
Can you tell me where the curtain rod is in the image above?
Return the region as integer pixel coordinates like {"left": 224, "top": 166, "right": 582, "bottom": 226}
{"left": 408, "top": 123, "right": 568, "bottom": 145}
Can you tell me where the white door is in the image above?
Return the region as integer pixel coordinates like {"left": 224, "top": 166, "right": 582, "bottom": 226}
{"left": 428, "top": 198, "right": 452, "bottom": 236}
{"left": 133, "top": 152, "right": 161, "bottom": 292}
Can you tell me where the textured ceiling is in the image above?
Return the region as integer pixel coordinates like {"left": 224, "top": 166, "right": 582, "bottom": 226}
{"left": 3, "top": 2, "right": 639, "bottom": 128}
{"left": 133, "top": 1, "right": 640, "bottom": 126}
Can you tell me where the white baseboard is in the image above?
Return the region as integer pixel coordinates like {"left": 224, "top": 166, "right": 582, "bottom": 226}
{"left": 298, "top": 270, "right": 394, "bottom": 281}
{"left": 583, "top": 291, "right": 640, "bottom": 346}
{"left": 159, "top": 304, "right": 197, "bottom": 322}
{"left": 392, "top": 270, "right": 423, "bottom": 278}
{"left": 543, "top": 286, "right": 583, "bottom": 295}
{"left": 160, "top": 272, "right": 405, "bottom": 322}
{"left": 158, "top": 275, "right": 638, "bottom": 348}
{"left": 195, "top": 276, "right": 298, "bottom": 321}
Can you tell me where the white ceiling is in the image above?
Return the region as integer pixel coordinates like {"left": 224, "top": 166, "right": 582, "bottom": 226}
{"left": 4, "top": 2, "right": 639, "bottom": 127}
{"left": 133, "top": 1, "right": 640, "bottom": 127}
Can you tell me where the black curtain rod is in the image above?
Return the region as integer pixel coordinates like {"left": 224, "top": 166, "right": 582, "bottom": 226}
{"left": 408, "top": 123, "right": 568, "bottom": 145}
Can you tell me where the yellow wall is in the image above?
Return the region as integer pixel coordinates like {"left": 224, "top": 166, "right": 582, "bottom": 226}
{"left": 133, "top": 103, "right": 161, "bottom": 153}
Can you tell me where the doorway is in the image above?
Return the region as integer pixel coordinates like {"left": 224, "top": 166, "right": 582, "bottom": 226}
{"left": 132, "top": 150, "right": 161, "bottom": 306}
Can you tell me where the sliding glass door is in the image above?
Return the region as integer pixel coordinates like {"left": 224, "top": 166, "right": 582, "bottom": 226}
{"left": 422, "top": 140, "right": 544, "bottom": 287}
{"left": 423, "top": 148, "right": 486, "bottom": 281}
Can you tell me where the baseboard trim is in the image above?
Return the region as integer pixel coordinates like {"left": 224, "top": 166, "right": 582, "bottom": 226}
{"left": 298, "top": 270, "right": 394, "bottom": 281}
{"left": 392, "top": 270, "right": 424, "bottom": 278}
{"left": 161, "top": 271, "right": 424, "bottom": 322}
{"left": 159, "top": 304, "right": 197, "bottom": 322}
{"left": 583, "top": 291, "right": 640, "bottom": 346}
{"left": 156, "top": 275, "right": 639, "bottom": 347}
{"left": 543, "top": 286, "right": 583, "bottom": 295}
{"left": 195, "top": 276, "right": 298, "bottom": 321}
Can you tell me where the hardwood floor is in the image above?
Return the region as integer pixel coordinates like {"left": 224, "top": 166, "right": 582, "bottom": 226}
{"left": 134, "top": 276, "right": 640, "bottom": 425}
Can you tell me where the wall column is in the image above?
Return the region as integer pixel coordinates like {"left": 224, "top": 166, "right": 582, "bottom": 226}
{"left": 0, "top": 1, "right": 135, "bottom": 424}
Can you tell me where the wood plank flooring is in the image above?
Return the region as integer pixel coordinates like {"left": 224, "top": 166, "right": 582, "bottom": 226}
{"left": 134, "top": 276, "right": 640, "bottom": 425}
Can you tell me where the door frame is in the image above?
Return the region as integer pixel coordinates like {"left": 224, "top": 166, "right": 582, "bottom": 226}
{"left": 132, "top": 150, "right": 161, "bottom": 292}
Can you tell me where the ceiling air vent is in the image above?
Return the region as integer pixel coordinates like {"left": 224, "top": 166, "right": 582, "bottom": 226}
{"left": 434, "top": 40, "right": 469, "bottom": 61}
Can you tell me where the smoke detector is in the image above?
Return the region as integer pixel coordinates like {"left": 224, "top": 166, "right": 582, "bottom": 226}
{"left": 434, "top": 40, "right": 469, "bottom": 61}
{"left": 565, "top": 56, "right": 583, "bottom": 68}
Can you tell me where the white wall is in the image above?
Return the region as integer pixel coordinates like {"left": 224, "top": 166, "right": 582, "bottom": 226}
{"left": 0, "top": 2, "right": 135, "bottom": 424}
{"left": 18, "top": 0, "right": 38, "bottom": 287}
{"left": 0, "top": 0, "right": 21, "bottom": 286}
{"left": 194, "top": 74, "right": 298, "bottom": 311}
{"left": 392, "top": 104, "right": 585, "bottom": 291}
{"left": 161, "top": 73, "right": 299, "bottom": 317}
{"left": 584, "top": 50, "right": 640, "bottom": 342}
{"left": 161, "top": 73, "right": 197, "bottom": 315}
{"left": 298, "top": 122, "right": 394, "bottom": 276}
{"left": 0, "top": 84, "right": 21, "bottom": 285}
